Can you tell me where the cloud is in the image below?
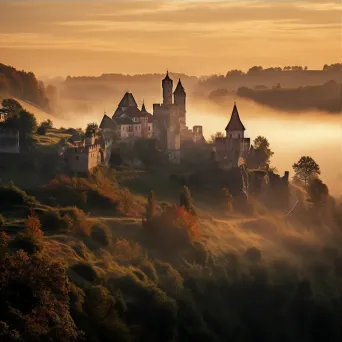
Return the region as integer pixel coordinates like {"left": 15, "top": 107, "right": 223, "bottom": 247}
{"left": 0, "top": 0, "right": 340, "bottom": 75}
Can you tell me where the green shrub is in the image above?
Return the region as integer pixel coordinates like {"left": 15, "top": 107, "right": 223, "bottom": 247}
{"left": 41, "top": 208, "right": 68, "bottom": 232}
{"left": 84, "top": 285, "right": 131, "bottom": 342}
{"left": 91, "top": 222, "right": 112, "bottom": 246}
{"left": 86, "top": 188, "right": 119, "bottom": 211}
{"left": 73, "top": 242, "right": 92, "bottom": 261}
{"left": 60, "top": 207, "right": 92, "bottom": 237}
{"left": 37, "top": 125, "right": 47, "bottom": 135}
{"left": 139, "top": 259, "right": 158, "bottom": 283}
{"left": 10, "top": 232, "right": 43, "bottom": 255}
{"left": 71, "top": 262, "right": 98, "bottom": 282}
{"left": 0, "top": 184, "right": 35, "bottom": 207}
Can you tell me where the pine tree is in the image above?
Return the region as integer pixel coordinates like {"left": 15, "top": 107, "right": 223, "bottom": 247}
{"left": 145, "top": 190, "right": 156, "bottom": 221}
{"left": 180, "top": 186, "right": 196, "bottom": 216}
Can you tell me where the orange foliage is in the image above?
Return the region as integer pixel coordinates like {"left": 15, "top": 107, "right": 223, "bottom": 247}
{"left": 0, "top": 231, "right": 9, "bottom": 248}
{"left": 143, "top": 205, "right": 200, "bottom": 249}
{"left": 175, "top": 206, "right": 200, "bottom": 241}
{"left": 44, "top": 170, "right": 143, "bottom": 216}
{"left": 113, "top": 238, "right": 145, "bottom": 264}
{"left": 25, "top": 211, "right": 43, "bottom": 238}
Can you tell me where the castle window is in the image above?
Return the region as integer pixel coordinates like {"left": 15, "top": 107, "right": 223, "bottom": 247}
{"left": 75, "top": 156, "right": 79, "bottom": 161}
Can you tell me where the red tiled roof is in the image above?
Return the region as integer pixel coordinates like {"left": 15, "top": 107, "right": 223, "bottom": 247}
{"left": 225, "top": 103, "right": 245, "bottom": 131}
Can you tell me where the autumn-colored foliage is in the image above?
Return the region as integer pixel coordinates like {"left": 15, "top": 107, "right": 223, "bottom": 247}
{"left": 175, "top": 206, "right": 200, "bottom": 242}
{"left": 0, "top": 251, "right": 80, "bottom": 341}
{"left": 143, "top": 205, "right": 199, "bottom": 250}
{"left": 43, "top": 168, "right": 142, "bottom": 216}
{"left": 25, "top": 211, "right": 43, "bottom": 238}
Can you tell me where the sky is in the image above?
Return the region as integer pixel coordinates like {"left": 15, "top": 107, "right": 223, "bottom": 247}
{"left": 0, "top": 0, "right": 341, "bottom": 77}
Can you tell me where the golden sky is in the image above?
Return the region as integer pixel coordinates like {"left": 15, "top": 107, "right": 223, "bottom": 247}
{"left": 0, "top": 0, "right": 340, "bottom": 77}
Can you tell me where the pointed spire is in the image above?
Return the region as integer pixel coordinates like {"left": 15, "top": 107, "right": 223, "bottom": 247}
{"left": 163, "top": 70, "right": 172, "bottom": 82}
{"left": 141, "top": 100, "right": 147, "bottom": 113}
{"left": 174, "top": 78, "right": 185, "bottom": 94}
{"left": 225, "top": 102, "right": 245, "bottom": 131}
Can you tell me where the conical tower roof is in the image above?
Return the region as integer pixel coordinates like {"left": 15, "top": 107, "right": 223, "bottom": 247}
{"left": 162, "top": 70, "right": 172, "bottom": 82}
{"left": 118, "top": 92, "right": 138, "bottom": 108}
{"left": 174, "top": 78, "right": 185, "bottom": 94}
{"left": 225, "top": 103, "right": 245, "bottom": 131}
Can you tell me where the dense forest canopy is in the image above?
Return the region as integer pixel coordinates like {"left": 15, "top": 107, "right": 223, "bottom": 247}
{"left": 0, "top": 64, "right": 52, "bottom": 112}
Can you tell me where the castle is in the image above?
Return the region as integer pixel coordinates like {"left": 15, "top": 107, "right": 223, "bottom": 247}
{"left": 99, "top": 72, "right": 204, "bottom": 164}
{"left": 152, "top": 72, "right": 186, "bottom": 162}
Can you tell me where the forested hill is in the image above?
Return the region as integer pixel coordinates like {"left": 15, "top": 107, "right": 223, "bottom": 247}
{"left": 236, "top": 81, "right": 342, "bottom": 114}
{"left": 0, "top": 63, "right": 51, "bottom": 112}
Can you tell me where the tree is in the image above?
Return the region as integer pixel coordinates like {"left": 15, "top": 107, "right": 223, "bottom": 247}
{"left": 208, "top": 132, "right": 224, "bottom": 143}
{"left": 307, "top": 178, "right": 329, "bottom": 207}
{"left": 180, "top": 186, "right": 196, "bottom": 216}
{"left": 292, "top": 156, "right": 321, "bottom": 186}
{"left": 86, "top": 122, "right": 99, "bottom": 135}
{"left": 226, "top": 69, "right": 244, "bottom": 77}
{"left": 1, "top": 98, "right": 23, "bottom": 116}
{"left": 18, "top": 109, "right": 37, "bottom": 134}
{"left": 41, "top": 119, "right": 53, "bottom": 129}
{"left": 253, "top": 136, "right": 274, "bottom": 167}
{"left": 0, "top": 251, "right": 80, "bottom": 341}
{"left": 145, "top": 190, "right": 156, "bottom": 222}
{"left": 37, "top": 125, "right": 47, "bottom": 135}
{"left": 220, "top": 187, "right": 233, "bottom": 213}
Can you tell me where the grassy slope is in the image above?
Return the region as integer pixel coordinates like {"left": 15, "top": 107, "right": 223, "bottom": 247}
{"left": 12, "top": 98, "right": 66, "bottom": 127}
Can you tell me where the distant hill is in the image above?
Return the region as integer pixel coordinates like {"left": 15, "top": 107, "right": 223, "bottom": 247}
{"left": 197, "top": 64, "right": 342, "bottom": 96}
{"left": 13, "top": 98, "right": 65, "bottom": 127}
{"left": 62, "top": 72, "right": 199, "bottom": 104}
{"left": 0, "top": 63, "right": 51, "bottom": 112}
{"left": 236, "top": 81, "right": 342, "bottom": 114}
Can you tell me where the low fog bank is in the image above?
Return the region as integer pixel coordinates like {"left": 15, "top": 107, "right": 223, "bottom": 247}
{"left": 23, "top": 91, "right": 342, "bottom": 197}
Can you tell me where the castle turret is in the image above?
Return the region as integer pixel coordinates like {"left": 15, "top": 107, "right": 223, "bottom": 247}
{"left": 225, "top": 102, "right": 245, "bottom": 139}
{"left": 85, "top": 132, "right": 95, "bottom": 146}
{"left": 162, "top": 71, "right": 173, "bottom": 106}
{"left": 174, "top": 78, "right": 186, "bottom": 129}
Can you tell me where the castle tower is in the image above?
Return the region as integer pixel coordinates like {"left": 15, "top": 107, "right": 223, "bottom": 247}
{"left": 225, "top": 102, "right": 245, "bottom": 139}
{"left": 174, "top": 78, "right": 186, "bottom": 129}
{"left": 85, "top": 132, "right": 95, "bottom": 146}
{"left": 162, "top": 71, "right": 173, "bottom": 106}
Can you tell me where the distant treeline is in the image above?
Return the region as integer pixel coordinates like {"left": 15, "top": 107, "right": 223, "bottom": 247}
{"left": 198, "top": 63, "right": 342, "bottom": 94}
{"left": 0, "top": 63, "right": 54, "bottom": 112}
{"left": 62, "top": 73, "right": 199, "bottom": 102}
{"left": 235, "top": 81, "right": 342, "bottom": 113}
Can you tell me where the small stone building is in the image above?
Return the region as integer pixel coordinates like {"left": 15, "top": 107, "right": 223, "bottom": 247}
{"left": 66, "top": 132, "right": 112, "bottom": 173}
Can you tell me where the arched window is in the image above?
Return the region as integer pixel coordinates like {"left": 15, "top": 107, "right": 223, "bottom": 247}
{"left": 238, "top": 134, "right": 240, "bottom": 138}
